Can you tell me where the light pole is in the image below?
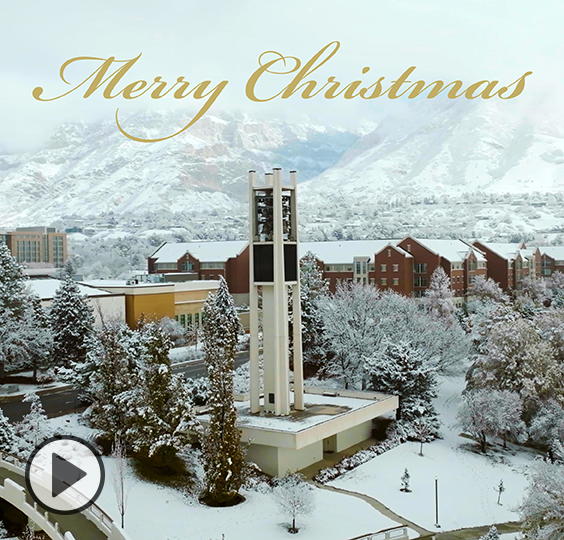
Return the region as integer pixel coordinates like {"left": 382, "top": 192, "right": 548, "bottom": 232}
{"left": 434, "top": 476, "right": 441, "bottom": 528}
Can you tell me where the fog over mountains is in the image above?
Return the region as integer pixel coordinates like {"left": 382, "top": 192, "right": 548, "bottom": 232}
{"left": 1, "top": 100, "right": 564, "bottom": 236}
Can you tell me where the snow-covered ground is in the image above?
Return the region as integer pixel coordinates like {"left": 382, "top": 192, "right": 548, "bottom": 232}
{"left": 330, "top": 376, "right": 536, "bottom": 532}
{"left": 48, "top": 415, "right": 404, "bottom": 540}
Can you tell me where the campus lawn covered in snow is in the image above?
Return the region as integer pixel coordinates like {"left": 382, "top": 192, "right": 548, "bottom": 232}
{"left": 330, "top": 376, "right": 538, "bottom": 532}
{"left": 49, "top": 415, "right": 403, "bottom": 540}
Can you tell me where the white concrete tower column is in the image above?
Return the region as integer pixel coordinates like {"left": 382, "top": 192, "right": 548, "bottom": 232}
{"left": 248, "top": 170, "right": 260, "bottom": 414}
{"left": 290, "top": 170, "right": 305, "bottom": 411}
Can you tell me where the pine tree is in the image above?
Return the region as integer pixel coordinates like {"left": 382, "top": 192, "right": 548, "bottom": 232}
{"left": 400, "top": 468, "right": 411, "bottom": 492}
{"left": 365, "top": 341, "right": 440, "bottom": 437}
{"left": 200, "top": 276, "right": 246, "bottom": 506}
{"left": 297, "top": 252, "right": 329, "bottom": 369}
{"left": 0, "top": 409, "right": 17, "bottom": 455}
{"left": 425, "top": 266, "right": 456, "bottom": 325}
{"left": 125, "top": 321, "right": 195, "bottom": 468}
{"left": 15, "top": 392, "right": 53, "bottom": 456}
{"left": 478, "top": 526, "right": 500, "bottom": 540}
{"left": 86, "top": 321, "right": 141, "bottom": 442}
{"left": 0, "top": 241, "right": 28, "bottom": 318}
{"left": 50, "top": 274, "right": 95, "bottom": 368}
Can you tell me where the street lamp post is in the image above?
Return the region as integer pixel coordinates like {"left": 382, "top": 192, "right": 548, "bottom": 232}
{"left": 434, "top": 477, "right": 441, "bottom": 528}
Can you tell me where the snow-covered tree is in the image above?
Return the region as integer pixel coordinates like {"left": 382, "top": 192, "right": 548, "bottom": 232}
{"left": 400, "top": 468, "right": 411, "bottom": 492}
{"left": 0, "top": 519, "right": 7, "bottom": 539}
{"left": 457, "top": 389, "right": 526, "bottom": 453}
{"left": 413, "top": 418, "right": 433, "bottom": 456}
{"left": 519, "top": 457, "right": 564, "bottom": 539}
{"left": 0, "top": 243, "right": 51, "bottom": 379}
{"left": 469, "top": 275, "right": 509, "bottom": 304}
{"left": 124, "top": 321, "right": 195, "bottom": 467}
{"left": 365, "top": 341, "right": 440, "bottom": 437}
{"left": 50, "top": 274, "right": 95, "bottom": 368}
{"left": 478, "top": 525, "right": 500, "bottom": 540}
{"left": 200, "top": 276, "right": 246, "bottom": 506}
{"left": 425, "top": 266, "right": 456, "bottom": 325}
{"left": 296, "top": 252, "right": 329, "bottom": 369}
{"left": 496, "top": 480, "right": 505, "bottom": 505}
{"left": 528, "top": 400, "right": 564, "bottom": 451}
{"left": 318, "top": 281, "right": 381, "bottom": 389}
{"left": 467, "top": 318, "right": 563, "bottom": 421}
{"left": 86, "top": 321, "right": 141, "bottom": 442}
{"left": 0, "top": 409, "right": 17, "bottom": 455}
{"left": 273, "top": 473, "right": 315, "bottom": 533}
{"left": 111, "top": 437, "right": 130, "bottom": 529}
{"left": 15, "top": 392, "right": 53, "bottom": 456}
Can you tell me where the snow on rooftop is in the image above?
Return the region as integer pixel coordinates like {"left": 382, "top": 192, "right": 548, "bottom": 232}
{"left": 540, "top": 246, "right": 564, "bottom": 260}
{"left": 413, "top": 238, "right": 486, "bottom": 262}
{"left": 478, "top": 241, "right": 524, "bottom": 260}
{"left": 29, "top": 279, "right": 113, "bottom": 300}
{"left": 299, "top": 240, "right": 401, "bottom": 264}
{"left": 151, "top": 240, "right": 248, "bottom": 264}
{"left": 200, "top": 391, "right": 392, "bottom": 434}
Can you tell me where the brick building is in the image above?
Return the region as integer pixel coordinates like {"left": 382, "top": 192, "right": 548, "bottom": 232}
{"left": 148, "top": 237, "right": 489, "bottom": 304}
{"left": 539, "top": 247, "right": 564, "bottom": 277}
{"left": 0, "top": 227, "right": 67, "bottom": 268}
{"left": 472, "top": 241, "right": 541, "bottom": 290}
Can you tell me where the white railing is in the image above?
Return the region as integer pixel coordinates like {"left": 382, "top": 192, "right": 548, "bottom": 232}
{"left": 0, "top": 452, "right": 131, "bottom": 540}
{"left": 353, "top": 526, "right": 411, "bottom": 540}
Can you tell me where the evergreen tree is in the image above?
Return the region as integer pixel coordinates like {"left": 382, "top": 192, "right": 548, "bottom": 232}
{"left": 86, "top": 321, "right": 141, "bottom": 442}
{"left": 50, "top": 274, "right": 95, "bottom": 368}
{"left": 0, "top": 243, "right": 50, "bottom": 379}
{"left": 0, "top": 409, "right": 17, "bottom": 455}
{"left": 200, "top": 276, "right": 246, "bottom": 506}
{"left": 400, "top": 468, "right": 411, "bottom": 492}
{"left": 478, "top": 526, "right": 500, "bottom": 540}
{"left": 365, "top": 341, "right": 440, "bottom": 437}
{"left": 125, "top": 321, "right": 195, "bottom": 467}
{"left": 425, "top": 266, "right": 456, "bottom": 325}
{"left": 297, "top": 252, "right": 329, "bottom": 369}
{"left": 0, "top": 241, "right": 28, "bottom": 318}
{"left": 15, "top": 392, "right": 53, "bottom": 456}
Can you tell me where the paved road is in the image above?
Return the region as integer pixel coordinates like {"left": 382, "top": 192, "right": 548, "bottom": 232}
{"left": 0, "top": 353, "right": 249, "bottom": 422}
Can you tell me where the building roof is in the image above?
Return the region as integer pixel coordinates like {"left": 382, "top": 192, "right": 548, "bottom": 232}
{"left": 475, "top": 241, "right": 524, "bottom": 260}
{"left": 299, "top": 240, "right": 402, "bottom": 264}
{"left": 540, "top": 246, "right": 564, "bottom": 261}
{"left": 411, "top": 238, "right": 486, "bottom": 263}
{"left": 150, "top": 241, "right": 248, "bottom": 264}
{"left": 29, "top": 279, "right": 113, "bottom": 300}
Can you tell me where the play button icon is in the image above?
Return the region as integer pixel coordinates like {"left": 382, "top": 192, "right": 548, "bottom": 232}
{"left": 25, "top": 436, "right": 105, "bottom": 515}
{"left": 51, "top": 453, "right": 87, "bottom": 498}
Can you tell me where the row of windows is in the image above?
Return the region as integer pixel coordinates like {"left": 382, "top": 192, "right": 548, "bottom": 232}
{"left": 380, "top": 278, "right": 400, "bottom": 286}
{"left": 201, "top": 262, "right": 225, "bottom": 270}
{"left": 379, "top": 264, "right": 400, "bottom": 273}
{"left": 175, "top": 312, "right": 201, "bottom": 329}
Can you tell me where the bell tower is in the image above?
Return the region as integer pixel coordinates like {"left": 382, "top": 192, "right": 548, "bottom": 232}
{"left": 248, "top": 168, "right": 304, "bottom": 415}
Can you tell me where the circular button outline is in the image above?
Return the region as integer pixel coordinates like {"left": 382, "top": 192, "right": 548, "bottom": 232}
{"left": 25, "top": 435, "right": 105, "bottom": 515}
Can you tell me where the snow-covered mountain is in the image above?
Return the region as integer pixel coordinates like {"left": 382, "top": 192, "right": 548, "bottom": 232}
{"left": 0, "top": 111, "right": 358, "bottom": 227}
{"left": 300, "top": 99, "right": 564, "bottom": 202}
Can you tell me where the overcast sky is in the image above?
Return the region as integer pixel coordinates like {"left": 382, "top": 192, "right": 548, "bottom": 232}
{"left": 1, "top": 0, "right": 561, "bottom": 151}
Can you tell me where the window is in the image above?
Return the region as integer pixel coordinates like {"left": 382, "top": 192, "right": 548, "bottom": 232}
{"left": 186, "top": 313, "right": 192, "bottom": 329}
{"left": 393, "top": 278, "right": 399, "bottom": 286}
{"left": 368, "top": 264, "right": 375, "bottom": 272}
{"left": 201, "top": 262, "right": 225, "bottom": 269}
{"left": 195, "top": 313, "right": 200, "bottom": 327}
{"left": 387, "top": 249, "right": 392, "bottom": 258}
{"left": 414, "top": 276, "right": 428, "bottom": 287}
{"left": 355, "top": 261, "right": 362, "bottom": 274}
{"left": 370, "top": 278, "right": 375, "bottom": 285}
{"left": 381, "top": 278, "right": 387, "bottom": 286}
{"left": 180, "top": 314, "right": 186, "bottom": 327}
{"left": 414, "top": 263, "right": 427, "bottom": 273}
{"left": 406, "top": 244, "right": 411, "bottom": 252}
{"left": 325, "top": 266, "right": 331, "bottom": 272}
{"left": 468, "top": 261, "right": 477, "bottom": 271}
{"left": 393, "top": 264, "right": 399, "bottom": 272}
{"left": 380, "top": 264, "right": 387, "bottom": 272}
{"left": 157, "top": 262, "right": 177, "bottom": 270}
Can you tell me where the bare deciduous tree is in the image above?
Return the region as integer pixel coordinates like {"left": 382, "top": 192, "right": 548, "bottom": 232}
{"left": 273, "top": 474, "right": 315, "bottom": 533}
